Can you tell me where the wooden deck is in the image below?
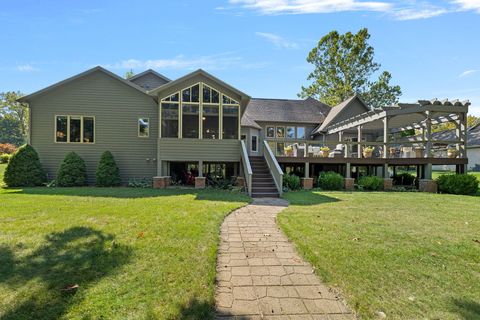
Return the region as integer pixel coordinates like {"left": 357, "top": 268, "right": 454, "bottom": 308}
{"left": 276, "top": 156, "right": 468, "bottom": 166}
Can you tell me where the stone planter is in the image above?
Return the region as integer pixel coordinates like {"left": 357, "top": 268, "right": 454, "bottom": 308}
{"left": 362, "top": 150, "right": 373, "bottom": 158}
{"left": 447, "top": 149, "right": 458, "bottom": 158}
{"left": 320, "top": 150, "right": 329, "bottom": 158}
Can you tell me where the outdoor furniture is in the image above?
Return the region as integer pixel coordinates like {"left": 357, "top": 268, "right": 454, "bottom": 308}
{"left": 329, "top": 144, "right": 344, "bottom": 158}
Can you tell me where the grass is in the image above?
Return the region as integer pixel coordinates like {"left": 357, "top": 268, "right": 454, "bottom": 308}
{"left": 0, "top": 170, "right": 249, "bottom": 319}
{"left": 279, "top": 191, "right": 480, "bottom": 320}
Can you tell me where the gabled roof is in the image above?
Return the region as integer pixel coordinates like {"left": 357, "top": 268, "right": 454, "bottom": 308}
{"left": 313, "top": 95, "right": 369, "bottom": 134}
{"left": 468, "top": 122, "right": 480, "bottom": 147}
{"left": 128, "top": 69, "right": 171, "bottom": 90}
{"left": 18, "top": 66, "right": 150, "bottom": 102}
{"left": 241, "top": 97, "right": 330, "bottom": 129}
{"left": 147, "top": 69, "right": 250, "bottom": 100}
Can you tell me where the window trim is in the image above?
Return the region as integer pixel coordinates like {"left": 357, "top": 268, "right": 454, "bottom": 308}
{"left": 138, "top": 117, "right": 150, "bottom": 138}
{"left": 54, "top": 115, "right": 95, "bottom": 144}
{"left": 251, "top": 134, "right": 258, "bottom": 153}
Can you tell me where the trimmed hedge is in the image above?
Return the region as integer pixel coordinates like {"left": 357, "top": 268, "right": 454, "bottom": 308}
{"left": 318, "top": 171, "right": 344, "bottom": 190}
{"left": 57, "top": 152, "right": 87, "bottom": 187}
{"left": 358, "top": 175, "right": 383, "bottom": 191}
{"left": 392, "top": 173, "right": 415, "bottom": 186}
{"left": 283, "top": 174, "right": 301, "bottom": 191}
{"left": 3, "top": 144, "right": 46, "bottom": 187}
{"left": 436, "top": 174, "right": 479, "bottom": 195}
{"left": 96, "top": 151, "right": 121, "bottom": 187}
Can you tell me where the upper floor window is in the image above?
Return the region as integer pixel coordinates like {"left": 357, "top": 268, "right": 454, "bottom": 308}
{"left": 160, "top": 82, "right": 239, "bottom": 139}
{"left": 266, "top": 126, "right": 275, "bottom": 138}
{"left": 297, "top": 127, "right": 305, "bottom": 139}
{"left": 286, "top": 126, "right": 295, "bottom": 139}
{"left": 276, "top": 126, "right": 285, "bottom": 138}
{"left": 138, "top": 118, "right": 149, "bottom": 137}
{"left": 55, "top": 115, "right": 94, "bottom": 143}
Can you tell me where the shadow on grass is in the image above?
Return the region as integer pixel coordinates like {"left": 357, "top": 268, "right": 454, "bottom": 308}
{"left": 177, "top": 297, "right": 250, "bottom": 320}
{"left": 2, "top": 187, "right": 250, "bottom": 202}
{"left": 451, "top": 299, "right": 480, "bottom": 320}
{"left": 0, "top": 227, "right": 132, "bottom": 320}
{"left": 283, "top": 190, "right": 341, "bottom": 206}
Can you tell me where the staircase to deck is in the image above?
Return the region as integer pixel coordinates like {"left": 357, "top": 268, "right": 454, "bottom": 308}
{"left": 249, "top": 156, "right": 279, "bottom": 198}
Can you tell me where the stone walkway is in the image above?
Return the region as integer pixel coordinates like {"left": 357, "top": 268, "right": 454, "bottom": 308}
{"left": 215, "top": 198, "right": 355, "bottom": 320}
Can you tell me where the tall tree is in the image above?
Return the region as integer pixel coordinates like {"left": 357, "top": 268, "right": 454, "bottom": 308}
{"left": 0, "top": 91, "right": 28, "bottom": 145}
{"left": 124, "top": 69, "right": 135, "bottom": 79}
{"left": 300, "top": 28, "right": 401, "bottom": 108}
{"left": 432, "top": 115, "right": 480, "bottom": 132}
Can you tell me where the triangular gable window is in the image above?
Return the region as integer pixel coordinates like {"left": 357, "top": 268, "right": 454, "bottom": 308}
{"left": 161, "top": 93, "right": 179, "bottom": 102}
{"left": 222, "top": 95, "right": 239, "bottom": 105}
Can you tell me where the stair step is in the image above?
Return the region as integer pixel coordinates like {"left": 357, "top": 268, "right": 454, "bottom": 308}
{"left": 252, "top": 192, "right": 279, "bottom": 198}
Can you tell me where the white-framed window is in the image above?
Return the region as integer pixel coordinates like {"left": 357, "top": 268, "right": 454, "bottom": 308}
{"left": 160, "top": 83, "right": 240, "bottom": 140}
{"left": 266, "top": 126, "right": 275, "bottom": 138}
{"left": 251, "top": 135, "right": 258, "bottom": 152}
{"left": 55, "top": 115, "right": 95, "bottom": 143}
{"left": 286, "top": 126, "right": 295, "bottom": 139}
{"left": 276, "top": 126, "right": 285, "bottom": 138}
{"left": 138, "top": 118, "right": 149, "bottom": 137}
{"left": 297, "top": 127, "right": 305, "bottom": 139}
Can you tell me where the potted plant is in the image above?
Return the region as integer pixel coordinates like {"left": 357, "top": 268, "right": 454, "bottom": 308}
{"left": 447, "top": 147, "right": 458, "bottom": 158}
{"left": 284, "top": 145, "right": 294, "bottom": 156}
{"left": 320, "top": 146, "right": 330, "bottom": 158}
{"left": 362, "top": 146, "right": 374, "bottom": 158}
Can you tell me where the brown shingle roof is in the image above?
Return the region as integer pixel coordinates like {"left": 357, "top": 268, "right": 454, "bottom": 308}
{"left": 241, "top": 97, "right": 330, "bottom": 128}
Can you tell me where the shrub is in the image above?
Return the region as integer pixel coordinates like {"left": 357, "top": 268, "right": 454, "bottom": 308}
{"left": 207, "top": 176, "right": 235, "bottom": 190}
{"left": 0, "top": 143, "right": 17, "bottom": 154}
{"left": 0, "top": 153, "right": 12, "bottom": 164}
{"left": 392, "top": 173, "right": 416, "bottom": 186}
{"left": 96, "top": 151, "right": 121, "bottom": 187}
{"left": 317, "top": 171, "right": 344, "bottom": 190}
{"left": 128, "top": 177, "right": 152, "bottom": 188}
{"left": 3, "top": 144, "right": 46, "bottom": 187}
{"left": 283, "top": 174, "right": 301, "bottom": 191}
{"left": 56, "top": 152, "right": 87, "bottom": 187}
{"left": 357, "top": 175, "right": 383, "bottom": 191}
{"left": 436, "top": 174, "right": 479, "bottom": 195}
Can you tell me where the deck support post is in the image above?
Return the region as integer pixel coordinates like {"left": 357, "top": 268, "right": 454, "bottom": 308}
{"left": 383, "top": 117, "right": 389, "bottom": 159}
{"left": 357, "top": 125, "right": 363, "bottom": 158}
{"left": 456, "top": 112, "right": 467, "bottom": 159}
{"left": 424, "top": 163, "right": 432, "bottom": 180}
{"left": 198, "top": 160, "right": 203, "bottom": 177}
{"left": 158, "top": 160, "right": 163, "bottom": 176}
{"left": 346, "top": 163, "right": 351, "bottom": 179}
{"left": 304, "top": 162, "right": 310, "bottom": 178}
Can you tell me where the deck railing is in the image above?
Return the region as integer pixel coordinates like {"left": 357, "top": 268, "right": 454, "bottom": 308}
{"left": 265, "top": 139, "right": 465, "bottom": 159}
{"left": 263, "top": 140, "right": 284, "bottom": 196}
{"left": 240, "top": 140, "right": 253, "bottom": 196}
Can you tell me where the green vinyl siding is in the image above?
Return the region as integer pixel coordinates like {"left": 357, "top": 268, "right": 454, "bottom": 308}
{"left": 157, "top": 139, "right": 240, "bottom": 162}
{"left": 29, "top": 70, "right": 158, "bottom": 184}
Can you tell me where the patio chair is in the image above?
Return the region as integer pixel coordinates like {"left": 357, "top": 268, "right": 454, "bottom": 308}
{"left": 329, "top": 144, "right": 344, "bottom": 158}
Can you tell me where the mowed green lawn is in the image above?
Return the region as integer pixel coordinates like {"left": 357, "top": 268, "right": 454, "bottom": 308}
{"left": 0, "top": 165, "right": 249, "bottom": 319}
{"left": 279, "top": 191, "right": 480, "bottom": 320}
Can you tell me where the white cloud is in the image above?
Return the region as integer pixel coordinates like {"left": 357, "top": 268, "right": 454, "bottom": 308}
{"left": 16, "top": 64, "right": 39, "bottom": 72}
{"left": 107, "top": 52, "right": 262, "bottom": 71}
{"left": 451, "top": 0, "right": 480, "bottom": 13}
{"left": 228, "top": 0, "right": 392, "bottom": 15}
{"left": 392, "top": 6, "right": 447, "bottom": 20}
{"left": 459, "top": 69, "right": 479, "bottom": 78}
{"left": 255, "top": 32, "right": 298, "bottom": 49}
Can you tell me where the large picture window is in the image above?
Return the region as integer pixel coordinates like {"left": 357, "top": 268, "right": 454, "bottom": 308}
{"left": 161, "top": 103, "right": 179, "bottom": 138}
{"left": 160, "top": 83, "right": 240, "bottom": 140}
{"left": 222, "top": 105, "right": 238, "bottom": 139}
{"left": 182, "top": 104, "right": 199, "bottom": 138}
{"left": 203, "top": 105, "right": 219, "bottom": 139}
{"left": 55, "top": 115, "right": 94, "bottom": 143}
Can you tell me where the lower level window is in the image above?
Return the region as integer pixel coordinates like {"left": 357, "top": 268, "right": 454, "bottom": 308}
{"left": 251, "top": 135, "right": 258, "bottom": 152}
{"left": 56, "top": 115, "right": 95, "bottom": 143}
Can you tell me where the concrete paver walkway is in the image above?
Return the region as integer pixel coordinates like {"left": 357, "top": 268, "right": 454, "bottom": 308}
{"left": 215, "top": 198, "right": 355, "bottom": 319}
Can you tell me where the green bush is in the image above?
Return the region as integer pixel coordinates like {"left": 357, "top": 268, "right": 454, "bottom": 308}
{"left": 57, "top": 152, "right": 87, "bottom": 187}
{"left": 0, "top": 153, "right": 11, "bottom": 164}
{"left": 358, "top": 175, "right": 383, "bottom": 191}
{"left": 317, "top": 171, "right": 344, "bottom": 190}
{"left": 128, "top": 177, "right": 152, "bottom": 188}
{"left": 436, "top": 174, "right": 479, "bottom": 195}
{"left": 283, "top": 174, "right": 301, "bottom": 191}
{"left": 3, "top": 144, "right": 46, "bottom": 187}
{"left": 96, "top": 151, "right": 121, "bottom": 187}
{"left": 392, "top": 173, "right": 415, "bottom": 186}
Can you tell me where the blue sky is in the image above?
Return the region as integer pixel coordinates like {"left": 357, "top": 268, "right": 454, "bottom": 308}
{"left": 1, "top": 0, "right": 480, "bottom": 115}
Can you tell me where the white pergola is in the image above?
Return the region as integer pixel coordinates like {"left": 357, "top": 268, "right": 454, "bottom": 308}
{"left": 322, "top": 98, "right": 470, "bottom": 178}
